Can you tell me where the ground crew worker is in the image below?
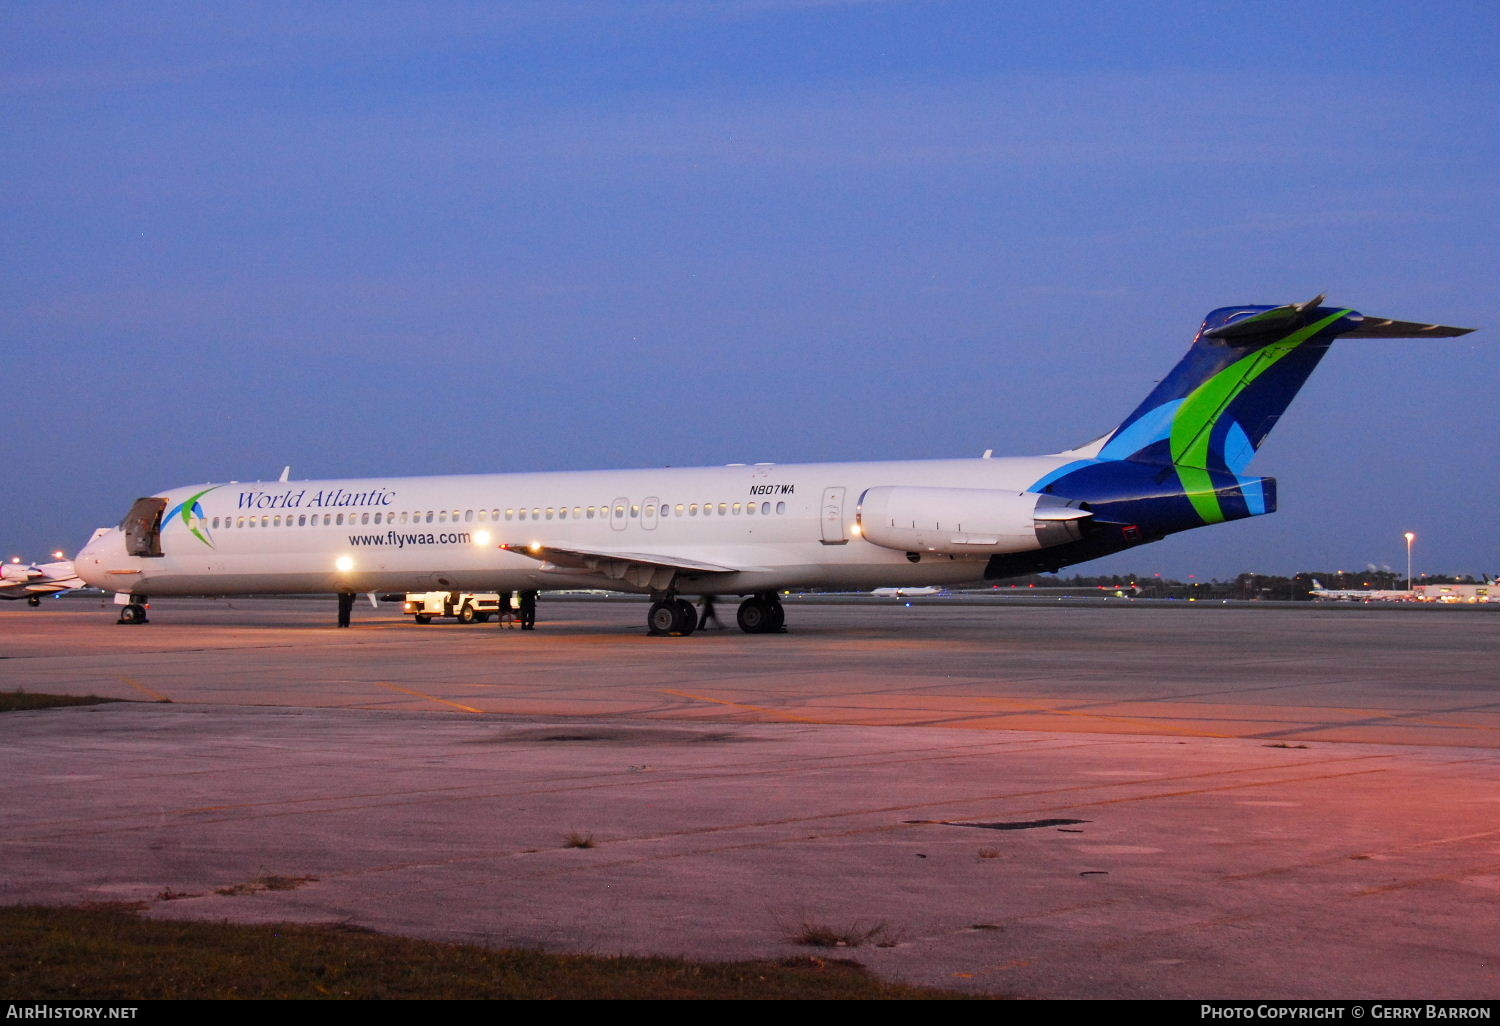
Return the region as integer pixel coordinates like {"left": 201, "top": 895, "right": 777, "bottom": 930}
{"left": 336, "top": 591, "right": 355, "bottom": 628}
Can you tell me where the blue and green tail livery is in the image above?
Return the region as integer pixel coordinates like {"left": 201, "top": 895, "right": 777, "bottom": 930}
{"left": 1011, "top": 297, "right": 1472, "bottom": 570}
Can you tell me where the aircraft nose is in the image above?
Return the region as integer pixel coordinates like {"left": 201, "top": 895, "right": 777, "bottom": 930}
{"left": 74, "top": 527, "right": 125, "bottom": 589}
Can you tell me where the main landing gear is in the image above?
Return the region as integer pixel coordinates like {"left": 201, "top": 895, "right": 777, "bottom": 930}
{"left": 646, "top": 590, "right": 786, "bottom": 636}
{"left": 736, "top": 593, "right": 785, "bottom": 634}
{"left": 647, "top": 596, "right": 699, "bottom": 636}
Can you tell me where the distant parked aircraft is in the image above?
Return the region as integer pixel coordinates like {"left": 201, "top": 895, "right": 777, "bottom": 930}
{"left": 1, "top": 557, "right": 83, "bottom": 605}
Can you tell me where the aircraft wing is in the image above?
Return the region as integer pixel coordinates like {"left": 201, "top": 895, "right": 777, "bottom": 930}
{"left": 501, "top": 543, "right": 760, "bottom": 591}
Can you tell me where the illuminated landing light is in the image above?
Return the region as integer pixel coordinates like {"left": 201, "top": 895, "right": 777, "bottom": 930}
{"left": 335, "top": 556, "right": 355, "bottom": 572}
{"left": 529, "top": 542, "right": 542, "bottom": 553}
{"left": 849, "top": 523, "right": 862, "bottom": 536}
{"left": 474, "top": 530, "right": 492, "bottom": 546}
{"left": 52, "top": 551, "right": 65, "bottom": 560}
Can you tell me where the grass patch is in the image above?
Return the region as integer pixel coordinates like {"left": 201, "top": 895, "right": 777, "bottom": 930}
{"left": 215, "top": 875, "right": 318, "bottom": 897}
{"left": 782, "top": 918, "right": 899, "bottom": 949}
{"left": 0, "top": 691, "right": 123, "bottom": 713}
{"left": 563, "top": 831, "right": 597, "bottom": 849}
{"left": 0, "top": 905, "right": 979, "bottom": 1000}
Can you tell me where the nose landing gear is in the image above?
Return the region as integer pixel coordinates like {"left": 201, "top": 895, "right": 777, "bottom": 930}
{"left": 116, "top": 596, "right": 149, "bottom": 624}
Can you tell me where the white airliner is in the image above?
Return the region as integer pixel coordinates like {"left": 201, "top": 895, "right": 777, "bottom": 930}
{"left": 73, "top": 298, "right": 1473, "bottom": 634}
{"left": 1, "top": 557, "right": 83, "bottom": 605}
{"left": 1307, "top": 579, "right": 1413, "bottom": 602}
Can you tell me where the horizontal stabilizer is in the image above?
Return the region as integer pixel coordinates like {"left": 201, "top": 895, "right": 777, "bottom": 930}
{"left": 1202, "top": 295, "right": 1327, "bottom": 341}
{"left": 1339, "top": 315, "right": 1474, "bottom": 339}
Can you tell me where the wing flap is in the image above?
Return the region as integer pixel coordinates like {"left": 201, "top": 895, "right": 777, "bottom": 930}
{"left": 502, "top": 543, "right": 759, "bottom": 591}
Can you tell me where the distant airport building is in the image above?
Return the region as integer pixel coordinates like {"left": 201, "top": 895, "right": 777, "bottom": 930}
{"left": 1310, "top": 581, "right": 1495, "bottom": 603}
{"left": 1412, "top": 582, "right": 1495, "bottom": 604}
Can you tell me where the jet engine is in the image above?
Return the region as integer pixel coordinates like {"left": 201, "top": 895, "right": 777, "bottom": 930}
{"left": 856, "top": 486, "right": 1092, "bottom": 555}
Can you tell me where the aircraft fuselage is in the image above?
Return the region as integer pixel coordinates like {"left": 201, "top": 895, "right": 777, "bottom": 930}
{"left": 75, "top": 454, "right": 1095, "bottom": 598}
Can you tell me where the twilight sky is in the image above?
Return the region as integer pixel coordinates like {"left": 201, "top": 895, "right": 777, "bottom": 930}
{"left": 3, "top": 0, "right": 1496, "bottom": 580}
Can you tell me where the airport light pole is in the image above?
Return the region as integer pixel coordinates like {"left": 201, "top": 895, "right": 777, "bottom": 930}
{"left": 1404, "top": 532, "right": 1416, "bottom": 591}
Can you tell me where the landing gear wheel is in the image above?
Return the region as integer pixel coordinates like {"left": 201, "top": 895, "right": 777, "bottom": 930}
{"left": 737, "top": 597, "right": 769, "bottom": 633}
{"left": 27, "top": 596, "right": 40, "bottom": 607}
{"left": 456, "top": 604, "right": 476, "bottom": 625}
{"left": 648, "top": 600, "right": 684, "bottom": 635}
{"left": 117, "top": 603, "right": 148, "bottom": 625}
{"left": 413, "top": 614, "right": 432, "bottom": 625}
{"left": 675, "top": 599, "right": 698, "bottom": 636}
{"left": 737, "top": 596, "right": 785, "bottom": 634}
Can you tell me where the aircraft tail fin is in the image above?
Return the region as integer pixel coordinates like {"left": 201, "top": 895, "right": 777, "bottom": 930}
{"left": 1093, "top": 296, "right": 1471, "bottom": 474}
{"left": 1029, "top": 298, "right": 1473, "bottom": 530}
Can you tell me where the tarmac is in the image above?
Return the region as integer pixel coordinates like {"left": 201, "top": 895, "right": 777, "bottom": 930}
{"left": 1, "top": 596, "right": 1495, "bottom": 999}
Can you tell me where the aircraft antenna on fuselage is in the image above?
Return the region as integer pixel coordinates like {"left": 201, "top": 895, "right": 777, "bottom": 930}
{"left": 279, "top": 466, "right": 291, "bottom": 482}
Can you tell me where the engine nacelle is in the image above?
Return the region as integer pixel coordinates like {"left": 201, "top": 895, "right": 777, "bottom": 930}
{"left": 856, "top": 486, "right": 1092, "bottom": 555}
